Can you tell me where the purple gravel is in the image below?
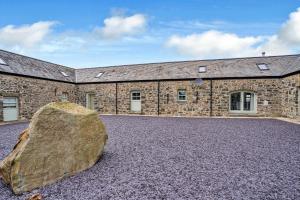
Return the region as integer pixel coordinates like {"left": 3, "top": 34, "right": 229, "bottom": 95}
{"left": 0, "top": 116, "right": 299, "bottom": 199}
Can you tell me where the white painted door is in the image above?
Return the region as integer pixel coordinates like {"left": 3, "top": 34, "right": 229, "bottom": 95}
{"left": 86, "top": 93, "right": 95, "bottom": 110}
{"left": 298, "top": 88, "right": 300, "bottom": 116}
{"left": 131, "top": 91, "right": 141, "bottom": 112}
{"left": 3, "top": 97, "right": 18, "bottom": 121}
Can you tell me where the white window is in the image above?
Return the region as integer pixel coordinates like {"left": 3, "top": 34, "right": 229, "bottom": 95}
{"left": 131, "top": 91, "right": 141, "bottom": 100}
{"left": 3, "top": 97, "right": 18, "bottom": 121}
{"left": 198, "top": 66, "right": 207, "bottom": 73}
{"left": 257, "top": 63, "right": 269, "bottom": 70}
{"left": 60, "top": 71, "right": 69, "bottom": 77}
{"left": 230, "top": 91, "right": 256, "bottom": 113}
{"left": 95, "top": 72, "right": 103, "bottom": 78}
{"left": 178, "top": 89, "right": 187, "bottom": 101}
{"left": 0, "top": 58, "right": 7, "bottom": 65}
{"left": 60, "top": 92, "right": 69, "bottom": 102}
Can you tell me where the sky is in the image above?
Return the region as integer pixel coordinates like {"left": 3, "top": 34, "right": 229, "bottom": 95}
{"left": 0, "top": 0, "right": 299, "bottom": 68}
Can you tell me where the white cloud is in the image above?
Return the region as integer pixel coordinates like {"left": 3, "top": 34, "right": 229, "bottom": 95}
{"left": 167, "top": 31, "right": 262, "bottom": 58}
{"left": 166, "top": 7, "right": 300, "bottom": 58}
{"left": 278, "top": 7, "right": 300, "bottom": 44}
{"left": 96, "top": 14, "right": 147, "bottom": 39}
{"left": 0, "top": 21, "right": 56, "bottom": 48}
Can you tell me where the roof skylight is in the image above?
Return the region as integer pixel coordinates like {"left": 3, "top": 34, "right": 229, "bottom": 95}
{"left": 0, "top": 58, "right": 7, "bottom": 65}
{"left": 198, "top": 66, "right": 207, "bottom": 73}
{"left": 257, "top": 63, "right": 269, "bottom": 70}
{"left": 95, "top": 72, "right": 104, "bottom": 78}
{"left": 60, "top": 71, "right": 69, "bottom": 77}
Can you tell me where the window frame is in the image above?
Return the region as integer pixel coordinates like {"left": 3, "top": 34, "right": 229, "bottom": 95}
{"left": 131, "top": 91, "right": 141, "bottom": 101}
{"left": 86, "top": 93, "right": 96, "bottom": 110}
{"left": 177, "top": 89, "right": 187, "bottom": 102}
{"left": 229, "top": 91, "right": 257, "bottom": 114}
{"left": 0, "top": 58, "right": 8, "bottom": 65}
{"left": 95, "top": 72, "right": 104, "bottom": 78}
{"left": 198, "top": 66, "right": 207, "bottom": 73}
{"left": 60, "top": 92, "right": 69, "bottom": 102}
{"left": 60, "top": 71, "right": 69, "bottom": 77}
{"left": 257, "top": 63, "right": 269, "bottom": 71}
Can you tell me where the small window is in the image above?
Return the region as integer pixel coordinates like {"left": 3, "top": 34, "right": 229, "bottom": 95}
{"left": 178, "top": 89, "right": 187, "bottom": 101}
{"left": 60, "top": 92, "right": 69, "bottom": 102}
{"left": 0, "top": 58, "right": 7, "bottom": 65}
{"left": 198, "top": 66, "right": 207, "bottom": 73}
{"left": 131, "top": 91, "right": 141, "bottom": 100}
{"left": 96, "top": 72, "right": 104, "bottom": 78}
{"left": 257, "top": 63, "right": 269, "bottom": 70}
{"left": 60, "top": 71, "right": 69, "bottom": 77}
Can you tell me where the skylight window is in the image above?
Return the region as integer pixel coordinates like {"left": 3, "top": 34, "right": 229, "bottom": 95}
{"left": 257, "top": 63, "right": 269, "bottom": 70}
{"left": 198, "top": 66, "right": 207, "bottom": 73}
{"left": 0, "top": 58, "right": 7, "bottom": 65}
{"left": 95, "top": 72, "right": 104, "bottom": 78}
{"left": 60, "top": 71, "right": 69, "bottom": 77}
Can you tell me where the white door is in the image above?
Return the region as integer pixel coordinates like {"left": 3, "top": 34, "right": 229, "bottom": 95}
{"left": 131, "top": 91, "right": 141, "bottom": 112}
{"left": 86, "top": 93, "right": 95, "bottom": 110}
{"left": 3, "top": 97, "right": 18, "bottom": 121}
{"left": 298, "top": 88, "right": 300, "bottom": 116}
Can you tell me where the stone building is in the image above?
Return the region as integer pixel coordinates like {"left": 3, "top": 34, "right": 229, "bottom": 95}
{"left": 0, "top": 49, "right": 299, "bottom": 122}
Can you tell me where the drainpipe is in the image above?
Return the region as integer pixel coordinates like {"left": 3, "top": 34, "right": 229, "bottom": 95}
{"left": 210, "top": 79, "right": 213, "bottom": 117}
{"left": 157, "top": 81, "right": 160, "bottom": 116}
{"left": 115, "top": 82, "right": 118, "bottom": 115}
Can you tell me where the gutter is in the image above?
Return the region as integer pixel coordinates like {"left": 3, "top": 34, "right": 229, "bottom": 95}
{"left": 115, "top": 82, "right": 118, "bottom": 115}
{"left": 157, "top": 81, "right": 160, "bottom": 116}
{"left": 210, "top": 79, "right": 213, "bottom": 117}
{"left": 1, "top": 70, "right": 299, "bottom": 85}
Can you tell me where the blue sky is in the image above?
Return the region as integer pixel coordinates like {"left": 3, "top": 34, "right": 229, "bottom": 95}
{"left": 0, "top": 0, "right": 299, "bottom": 68}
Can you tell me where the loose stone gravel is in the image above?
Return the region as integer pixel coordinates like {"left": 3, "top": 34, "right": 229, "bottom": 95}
{"left": 0, "top": 116, "right": 299, "bottom": 200}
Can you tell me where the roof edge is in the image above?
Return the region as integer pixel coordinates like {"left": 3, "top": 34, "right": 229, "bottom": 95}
{"left": 0, "top": 49, "right": 74, "bottom": 70}
{"left": 74, "top": 53, "right": 300, "bottom": 70}
{"left": 1, "top": 70, "right": 298, "bottom": 84}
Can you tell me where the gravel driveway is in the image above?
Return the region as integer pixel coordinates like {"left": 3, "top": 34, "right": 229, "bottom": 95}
{"left": 0, "top": 116, "right": 299, "bottom": 200}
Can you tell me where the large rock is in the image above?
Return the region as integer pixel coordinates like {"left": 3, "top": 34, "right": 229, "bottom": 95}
{"left": 0, "top": 102, "right": 108, "bottom": 194}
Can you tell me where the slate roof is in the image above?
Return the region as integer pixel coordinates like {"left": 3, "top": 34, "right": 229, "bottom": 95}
{"left": 0, "top": 50, "right": 75, "bottom": 82}
{"left": 0, "top": 49, "right": 299, "bottom": 83}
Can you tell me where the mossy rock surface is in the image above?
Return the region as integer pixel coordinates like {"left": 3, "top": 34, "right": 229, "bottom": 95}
{"left": 0, "top": 102, "right": 108, "bottom": 194}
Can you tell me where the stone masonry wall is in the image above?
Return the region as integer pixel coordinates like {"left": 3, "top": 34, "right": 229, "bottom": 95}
{"left": 76, "top": 83, "right": 117, "bottom": 114}
{"left": 1, "top": 73, "right": 299, "bottom": 121}
{"left": 159, "top": 80, "right": 211, "bottom": 116}
{"left": 77, "top": 82, "right": 159, "bottom": 115}
{"left": 0, "top": 74, "right": 76, "bottom": 121}
{"left": 77, "top": 78, "right": 287, "bottom": 117}
{"left": 212, "top": 78, "right": 282, "bottom": 117}
{"left": 117, "top": 82, "right": 158, "bottom": 115}
{"left": 281, "top": 74, "right": 300, "bottom": 119}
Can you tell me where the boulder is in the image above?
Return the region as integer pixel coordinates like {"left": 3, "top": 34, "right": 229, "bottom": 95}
{"left": 0, "top": 102, "right": 108, "bottom": 194}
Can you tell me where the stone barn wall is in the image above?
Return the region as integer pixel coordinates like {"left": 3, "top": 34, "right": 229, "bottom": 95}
{"left": 77, "top": 78, "right": 285, "bottom": 117}
{"left": 0, "top": 74, "right": 76, "bottom": 121}
{"left": 159, "top": 80, "right": 211, "bottom": 116}
{"left": 212, "top": 78, "right": 282, "bottom": 117}
{"left": 76, "top": 83, "right": 117, "bottom": 114}
{"left": 281, "top": 74, "right": 300, "bottom": 119}
{"left": 1, "top": 73, "right": 299, "bottom": 121}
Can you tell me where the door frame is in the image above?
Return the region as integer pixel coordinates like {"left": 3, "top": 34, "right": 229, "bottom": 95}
{"left": 3, "top": 96, "right": 19, "bottom": 122}
{"left": 130, "top": 90, "right": 141, "bottom": 113}
{"left": 86, "top": 93, "right": 95, "bottom": 110}
{"left": 296, "top": 87, "right": 300, "bottom": 116}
